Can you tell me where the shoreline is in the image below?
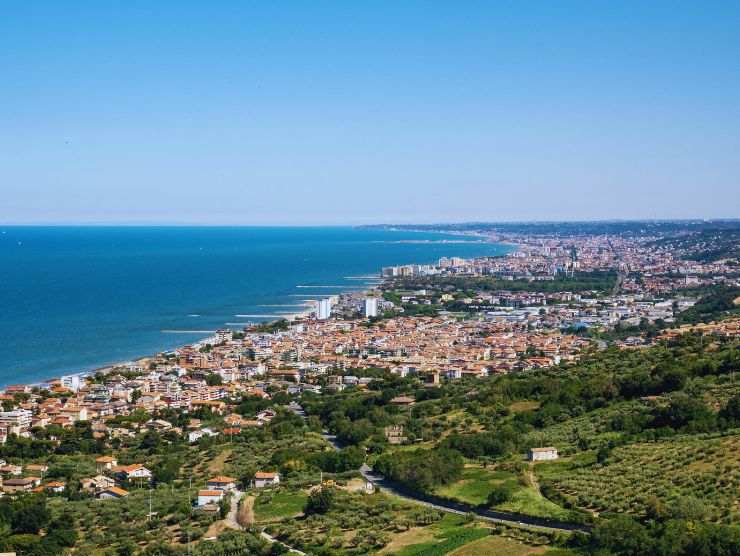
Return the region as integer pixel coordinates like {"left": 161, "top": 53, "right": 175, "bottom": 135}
{"left": 2, "top": 233, "right": 507, "bottom": 392}
{"left": 3, "top": 279, "right": 378, "bottom": 392}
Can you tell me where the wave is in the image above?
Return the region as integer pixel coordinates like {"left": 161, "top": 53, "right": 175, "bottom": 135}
{"left": 161, "top": 330, "right": 216, "bottom": 334}
{"left": 258, "top": 304, "right": 312, "bottom": 307}
{"left": 296, "top": 285, "right": 349, "bottom": 288}
{"left": 234, "top": 314, "right": 286, "bottom": 318}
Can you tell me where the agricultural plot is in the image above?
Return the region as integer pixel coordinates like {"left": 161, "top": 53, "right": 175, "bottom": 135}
{"left": 544, "top": 431, "right": 740, "bottom": 523}
{"left": 433, "top": 466, "right": 513, "bottom": 506}
{"left": 698, "top": 376, "right": 740, "bottom": 410}
{"left": 523, "top": 400, "right": 649, "bottom": 454}
{"left": 253, "top": 489, "right": 307, "bottom": 522}
{"left": 388, "top": 515, "right": 562, "bottom": 556}
{"left": 433, "top": 465, "right": 572, "bottom": 520}
{"left": 51, "top": 485, "right": 212, "bottom": 552}
{"left": 449, "top": 535, "right": 547, "bottom": 556}
{"left": 265, "top": 489, "right": 444, "bottom": 555}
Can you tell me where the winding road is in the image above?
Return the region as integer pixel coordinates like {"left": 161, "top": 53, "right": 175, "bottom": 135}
{"left": 321, "top": 432, "right": 591, "bottom": 533}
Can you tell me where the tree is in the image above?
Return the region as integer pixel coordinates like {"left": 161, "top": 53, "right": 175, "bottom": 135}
{"left": 590, "top": 515, "right": 652, "bottom": 556}
{"left": 486, "top": 485, "right": 513, "bottom": 506}
{"left": 205, "top": 373, "right": 223, "bottom": 386}
{"left": 305, "top": 487, "right": 336, "bottom": 515}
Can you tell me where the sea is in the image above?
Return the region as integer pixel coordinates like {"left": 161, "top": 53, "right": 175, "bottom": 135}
{"left": 0, "top": 226, "right": 511, "bottom": 387}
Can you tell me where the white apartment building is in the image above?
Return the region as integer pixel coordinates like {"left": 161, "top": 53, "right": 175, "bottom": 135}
{"left": 317, "top": 298, "right": 332, "bottom": 320}
{"left": 364, "top": 297, "right": 379, "bottom": 318}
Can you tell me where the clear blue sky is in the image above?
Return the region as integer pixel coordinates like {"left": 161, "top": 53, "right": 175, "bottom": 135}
{"left": 2, "top": 1, "right": 739, "bottom": 224}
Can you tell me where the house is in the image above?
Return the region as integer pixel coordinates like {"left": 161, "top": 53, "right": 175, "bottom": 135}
{"left": 25, "top": 464, "right": 48, "bottom": 476}
{"left": 254, "top": 471, "right": 280, "bottom": 488}
{"left": 146, "top": 419, "right": 173, "bottom": 432}
{"left": 528, "top": 447, "right": 558, "bottom": 462}
{"left": 45, "top": 481, "right": 66, "bottom": 493}
{"left": 98, "top": 486, "right": 130, "bottom": 500}
{"left": 389, "top": 396, "right": 416, "bottom": 407}
{"left": 197, "top": 489, "right": 224, "bottom": 507}
{"left": 206, "top": 475, "right": 237, "bottom": 491}
{"left": 112, "top": 464, "right": 152, "bottom": 482}
{"left": 190, "top": 400, "right": 226, "bottom": 414}
{"left": 384, "top": 424, "right": 406, "bottom": 445}
{"left": 95, "top": 456, "right": 118, "bottom": 473}
{"left": 188, "top": 427, "right": 219, "bottom": 443}
{"left": 80, "top": 474, "right": 116, "bottom": 492}
{"left": 3, "top": 477, "right": 40, "bottom": 493}
{"left": 0, "top": 465, "right": 22, "bottom": 476}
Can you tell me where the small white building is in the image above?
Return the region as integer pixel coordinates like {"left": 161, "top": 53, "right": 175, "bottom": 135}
{"left": 197, "top": 489, "right": 224, "bottom": 507}
{"left": 112, "top": 464, "right": 152, "bottom": 482}
{"left": 528, "top": 447, "right": 558, "bottom": 461}
{"left": 98, "top": 486, "right": 130, "bottom": 500}
{"left": 254, "top": 471, "right": 280, "bottom": 488}
{"left": 206, "top": 475, "right": 237, "bottom": 491}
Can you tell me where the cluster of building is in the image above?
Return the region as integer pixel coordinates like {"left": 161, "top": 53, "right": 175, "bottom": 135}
{"left": 382, "top": 232, "right": 737, "bottom": 291}
{"left": 0, "top": 228, "right": 736, "bottom": 508}
{"left": 312, "top": 293, "right": 388, "bottom": 320}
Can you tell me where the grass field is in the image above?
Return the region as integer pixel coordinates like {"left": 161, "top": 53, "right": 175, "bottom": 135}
{"left": 509, "top": 400, "right": 542, "bottom": 414}
{"left": 391, "top": 515, "right": 489, "bottom": 556}
{"left": 433, "top": 465, "right": 571, "bottom": 520}
{"left": 253, "top": 489, "right": 307, "bottom": 522}
{"left": 449, "top": 535, "right": 548, "bottom": 556}
{"left": 497, "top": 482, "right": 572, "bottom": 520}
{"left": 434, "top": 466, "right": 513, "bottom": 506}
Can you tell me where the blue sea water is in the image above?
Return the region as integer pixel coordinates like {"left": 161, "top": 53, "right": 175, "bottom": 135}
{"left": 0, "top": 227, "right": 511, "bottom": 386}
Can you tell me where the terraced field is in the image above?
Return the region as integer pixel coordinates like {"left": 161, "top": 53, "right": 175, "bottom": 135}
{"left": 523, "top": 400, "right": 650, "bottom": 453}
{"left": 544, "top": 431, "right": 740, "bottom": 523}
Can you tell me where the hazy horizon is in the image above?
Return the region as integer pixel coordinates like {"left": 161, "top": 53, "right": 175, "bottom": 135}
{"left": 3, "top": 2, "right": 739, "bottom": 224}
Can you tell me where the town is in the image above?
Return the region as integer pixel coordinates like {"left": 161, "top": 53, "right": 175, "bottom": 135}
{"left": 0, "top": 224, "right": 738, "bottom": 555}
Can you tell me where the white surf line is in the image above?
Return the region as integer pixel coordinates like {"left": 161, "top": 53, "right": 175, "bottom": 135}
{"left": 258, "top": 304, "right": 313, "bottom": 307}
{"left": 234, "top": 314, "right": 286, "bottom": 318}
{"left": 162, "top": 330, "right": 217, "bottom": 334}
{"left": 296, "top": 285, "right": 349, "bottom": 288}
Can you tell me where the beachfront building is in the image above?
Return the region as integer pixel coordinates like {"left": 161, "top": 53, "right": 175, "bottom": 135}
{"left": 61, "top": 374, "right": 83, "bottom": 392}
{"left": 215, "top": 329, "right": 233, "bottom": 344}
{"left": 317, "top": 298, "right": 332, "bottom": 320}
{"left": 0, "top": 409, "right": 32, "bottom": 435}
{"left": 364, "top": 297, "right": 379, "bottom": 318}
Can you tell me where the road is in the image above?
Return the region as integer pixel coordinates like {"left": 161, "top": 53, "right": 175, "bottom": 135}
{"left": 322, "top": 433, "right": 591, "bottom": 533}
{"left": 260, "top": 531, "right": 307, "bottom": 555}
{"left": 224, "top": 489, "right": 244, "bottom": 530}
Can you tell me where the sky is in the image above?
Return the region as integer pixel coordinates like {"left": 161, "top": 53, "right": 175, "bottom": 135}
{"left": 1, "top": 1, "right": 739, "bottom": 225}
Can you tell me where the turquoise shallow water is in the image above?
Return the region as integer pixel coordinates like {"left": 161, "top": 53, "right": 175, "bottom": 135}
{"left": 0, "top": 226, "right": 510, "bottom": 386}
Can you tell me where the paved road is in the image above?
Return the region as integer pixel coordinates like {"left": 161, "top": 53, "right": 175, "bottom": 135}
{"left": 323, "top": 433, "right": 590, "bottom": 533}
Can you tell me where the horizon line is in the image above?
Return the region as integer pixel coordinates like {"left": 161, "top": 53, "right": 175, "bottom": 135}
{"left": 1, "top": 217, "right": 739, "bottom": 228}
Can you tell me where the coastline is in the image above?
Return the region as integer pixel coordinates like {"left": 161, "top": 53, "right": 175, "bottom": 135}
{"left": 1, "top": 228, "right": 509, "bottom": 391}
{"left": 9, "top": 278, "right": 379, "bottom": 392}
